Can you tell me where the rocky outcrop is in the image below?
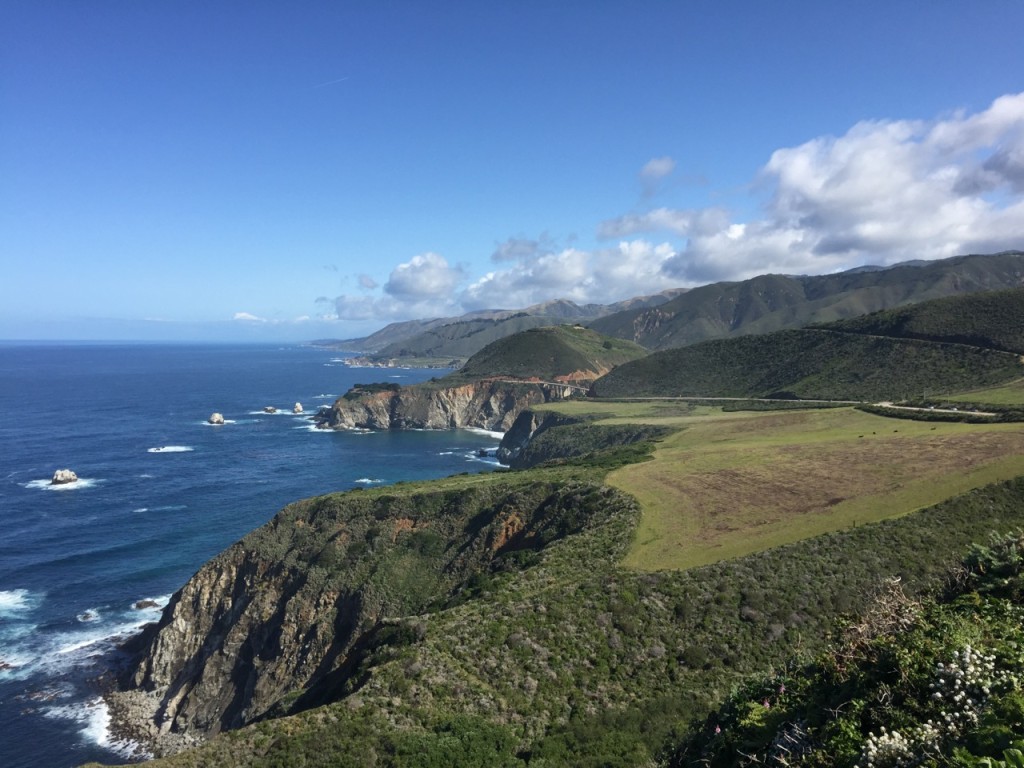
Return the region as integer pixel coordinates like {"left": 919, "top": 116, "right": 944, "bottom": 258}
{"left": 496, "top": 410, "right": 582, "bottom": 465}
{"left": 317, "top": 379, "right": 578, "bottom": 432}
{"left": 293, "top": 402, "right": 303, "bottom": 414}
{"left": 111, "top": 479, "right": 601, "bottom": 754}
{"left": 51, "top": 469, "right": 78, "bottom": 484}
{"left": 207, "top": 413, "right": 225, "bottom": 425}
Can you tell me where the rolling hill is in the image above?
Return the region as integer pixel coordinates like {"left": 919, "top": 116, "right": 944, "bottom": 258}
{"left": 591, "top": 286, "right": 1024, "bottom": 401}
{"left": 589, "top": 251, "right": 1024, "bottom": 350}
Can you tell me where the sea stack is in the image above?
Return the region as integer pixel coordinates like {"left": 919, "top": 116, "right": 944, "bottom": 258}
{"left": 51, "top": 469, "right": 78, "bottom": 485}
{"left": 293, "top": 402, "right": 303, "bottom": 414}
{"left": 208, "top": 412, "right": 225, "bottom": 425}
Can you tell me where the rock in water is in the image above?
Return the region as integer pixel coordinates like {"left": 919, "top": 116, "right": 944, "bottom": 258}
{"left": 293, "top": 402, "right": 303, "bottom": 414}
{"left": 208, "top": 413, "right": 225, "bottom": 425}
{"left": 51, "top": 469, "right": 78, "bottom": 485}
{"left": 133, "top": 599, "right": 159, "bottom": 610}
{"left": 263, "top": 406, "right": 277, "bottom": 414}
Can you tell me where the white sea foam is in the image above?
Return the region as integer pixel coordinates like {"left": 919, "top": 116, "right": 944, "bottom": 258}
{"left": 3, "top": 594, "right": 171, "bottom": 681}
{"left": 45, "top": 696, "right": 149, "bottom": 759}
{"left": 313, "top": 393, "right": 337, "bottom": 399}
{"left": 355, "top": 478, "right": 383, "bottom": 484}
{"left": 24, "top": 477, "right": 100, "bottom": 491}
{"left": 465, "top": 427, "right": 506, "bottom": 439}
{"left": 147, "top": 445, "right": 194, "bottom": 453}
{"left": 0, "top": 588, "right": 33, "bottom": 616}
{"left": 201, "top": 419, "right": 236, "bottom": 425}
{"left": 77, "top": 609, "right": 101, "bottom": 623}
{"left": 469, "top": 455, "right": 503, "bottom": 467}
{"left": 295, "top": 422, "right": 330, "bottom": 433}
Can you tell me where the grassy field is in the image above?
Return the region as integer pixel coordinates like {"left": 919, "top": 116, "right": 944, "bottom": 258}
{"left": 535, "top": 400, "right": 1024, "bottom": 570}
{"left": 945, "top": 376, "right": 1024, "bottom": 405}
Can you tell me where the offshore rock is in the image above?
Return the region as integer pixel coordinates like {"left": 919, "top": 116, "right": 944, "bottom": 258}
{"left": 317, "top": 378, "right": 578, "bottom": 432}
{"left": 293, "top": 402, "right": 303, "bottom": 414}
{"left": 51, "top": 469, "right": 78, "bottom": 485}
{"left": 207, "top": 413, "right": 225, "bottom": 425}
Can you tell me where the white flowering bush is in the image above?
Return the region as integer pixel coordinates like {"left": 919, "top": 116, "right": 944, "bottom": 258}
{"left": 856, "top": 645, "right": 1012, "bottom": 768}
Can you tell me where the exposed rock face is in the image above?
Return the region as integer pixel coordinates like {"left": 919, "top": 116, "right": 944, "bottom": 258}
{"left": 51, "top": 469, "right": 78, "bottom": 485}
{"left": 293, "top": 402, "right": 303, "bottom": 414}
{"left": 207, "top": 413, "right": 225, "bottom": 425}
{"left": 318, "top": 379, "right": 578, "bottom": 432}
{"left": 114, "top": 480, "right": 598, "bottom": 752}
{"left": 496, "top": 410, "right": 582, "bottom": 465}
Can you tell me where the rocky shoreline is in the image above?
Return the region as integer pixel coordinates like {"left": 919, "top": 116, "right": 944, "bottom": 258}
{"left": 104, "top": 686, "right": 206, "bottom": 759}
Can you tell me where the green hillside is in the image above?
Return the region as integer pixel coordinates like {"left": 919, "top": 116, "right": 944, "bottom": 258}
{"left": 374, "top": 314, "right": 575, "bottom": 361}
{"left": 441, "top": 325, "right": 649, "bottom": 385}
{"left": 590, "top": 328, "right": 1023, "bottom": 401}
{"left": 93, "top": 475, "right": 1024, "bottom": 768}
{"left": 819, "top": 286, "right": 1024, "bottom": 354}
{"left": 589, "top": 252, "right": 1024, "bottom": 350}
{"left": 670, "top": 531, "right": 1024, "bottom": 767}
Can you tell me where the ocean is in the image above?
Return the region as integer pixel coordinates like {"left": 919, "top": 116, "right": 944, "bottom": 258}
{"left": 0, "top": 342, "right": 502, "bottom": 768}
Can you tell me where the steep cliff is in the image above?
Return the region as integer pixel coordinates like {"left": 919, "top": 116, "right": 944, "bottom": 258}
{"left": 497, "top": 409, "right": 675, "bottom": 469}
{"left": 113, "top": 476, "right": 614, "bottom": 752}
{"left": 317, "top": 378, "right": 578, "bottom": 431}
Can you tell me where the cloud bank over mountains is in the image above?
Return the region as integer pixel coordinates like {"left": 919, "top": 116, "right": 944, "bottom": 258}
{"left": 326, "top": 92, "right": 1024, "bottom": 325}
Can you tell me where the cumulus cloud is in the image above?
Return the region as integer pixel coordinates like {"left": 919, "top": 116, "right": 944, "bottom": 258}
{"left": 461, "top": 240, "right": 680, "bottom": 310}
{"left": 324, "top": 93, "right": 1024, "bottom": 325}
{"left": 383, "top": 252, "right": 464, "bottom": 301}
{"left": 599, "top": 92, "right": 1024, "bottom": 284}
{"left": 328, "top": 252, "right": 466, "bottom": 323}
{"left": 233, "top": 312, "right": 264, "bottom": 322}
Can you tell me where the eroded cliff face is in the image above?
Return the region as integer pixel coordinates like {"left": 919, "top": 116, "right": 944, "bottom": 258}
{"left": 317, "top": 379, "right": 578, "bottom": 431}
{"left": 115, "top": 479, "right": 595, "bottom": 753}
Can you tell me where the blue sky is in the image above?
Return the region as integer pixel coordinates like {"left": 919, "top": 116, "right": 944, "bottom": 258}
{"left": 3, "top": 2, "right": 1024, "bottom": 341}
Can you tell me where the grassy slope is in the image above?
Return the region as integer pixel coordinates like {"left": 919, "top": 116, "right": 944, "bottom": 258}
{"left": 590, "top": 329, "right": 1024, "bottom": 401}
{"left": 820, "top": 285, "right": 1024, "bottom": 354}
{"left": 531, "top": 401, "right": 1024, "bottom": 571}
{"left": 441, "top": 325, "right": 648, "bottom": 385}
{"left": 589, "top": 251, "right": 1024, "bottom": 350}
{"left": 93, "top": 472, "right": 1024, "bottom": 768}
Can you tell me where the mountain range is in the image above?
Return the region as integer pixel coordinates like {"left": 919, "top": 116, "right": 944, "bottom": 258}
{"left": 318, "top": 251, "right": 1024, "bottom": 364}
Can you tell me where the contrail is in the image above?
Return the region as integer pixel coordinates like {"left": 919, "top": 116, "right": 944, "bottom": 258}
{"left": 312, "top": 76, "right": 350, "bottom": 89}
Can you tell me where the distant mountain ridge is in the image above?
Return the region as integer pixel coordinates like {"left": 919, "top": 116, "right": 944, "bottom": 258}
{"left": 591, "top": 286, "right": 1024, "bottom": 402}
{"left": 317, "top": 253, "right": 1024, "bottom": 363}
{"left": 590, "top": 251, "right": 1024, "bottom": 350}
{"left": 318, "top": 291, "right": 685, "bottom": 361}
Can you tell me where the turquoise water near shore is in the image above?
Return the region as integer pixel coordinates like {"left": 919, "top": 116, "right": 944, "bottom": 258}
{"left": 0, "top": 343, "right": 501, "bottom": 767}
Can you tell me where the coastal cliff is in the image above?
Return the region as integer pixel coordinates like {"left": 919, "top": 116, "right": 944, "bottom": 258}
{"left": 317, "top": 378, "right": 579, "bottom": 431}
{"left": 111, "top": 477, "right": 619, "bottom": 754}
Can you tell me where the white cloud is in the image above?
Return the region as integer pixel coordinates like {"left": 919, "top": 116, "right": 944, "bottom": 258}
{"left": 383, "top": 252, "right": 464, "bottom": 301}
{"left": 233, "top": 311, "right": 263, "bottom": 322}
{"left": 602, "top": 92, "right": 1024, "bottom": 284}
{"left": 324, "top": 93, "right": 1024, "bottom": 326}
{"left": 461, "top": 240, "right": 680, "bottom": 310}
{"left": 639, "top": 156, "right": 676, "bottom": 198}
{"left": 640, "top": 156, "right": 676, "bottom": 179}
{"left": 329, "top": 253, "right": 466, "bottom": 323}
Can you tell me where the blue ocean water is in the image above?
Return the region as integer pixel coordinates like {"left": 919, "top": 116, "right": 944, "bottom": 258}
{"left": 0, "top": 343, "right": 502, "bottom": 768}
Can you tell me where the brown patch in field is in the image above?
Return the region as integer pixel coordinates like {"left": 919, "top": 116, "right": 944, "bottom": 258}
{"left": 391, "top": 517, "right": 421, "bottom": 542}
{"left": 653, "top": 428, "right": 1024, "bottom": 554}
{"left": 491, "top": 512, "right": 527, "bottom": 552}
